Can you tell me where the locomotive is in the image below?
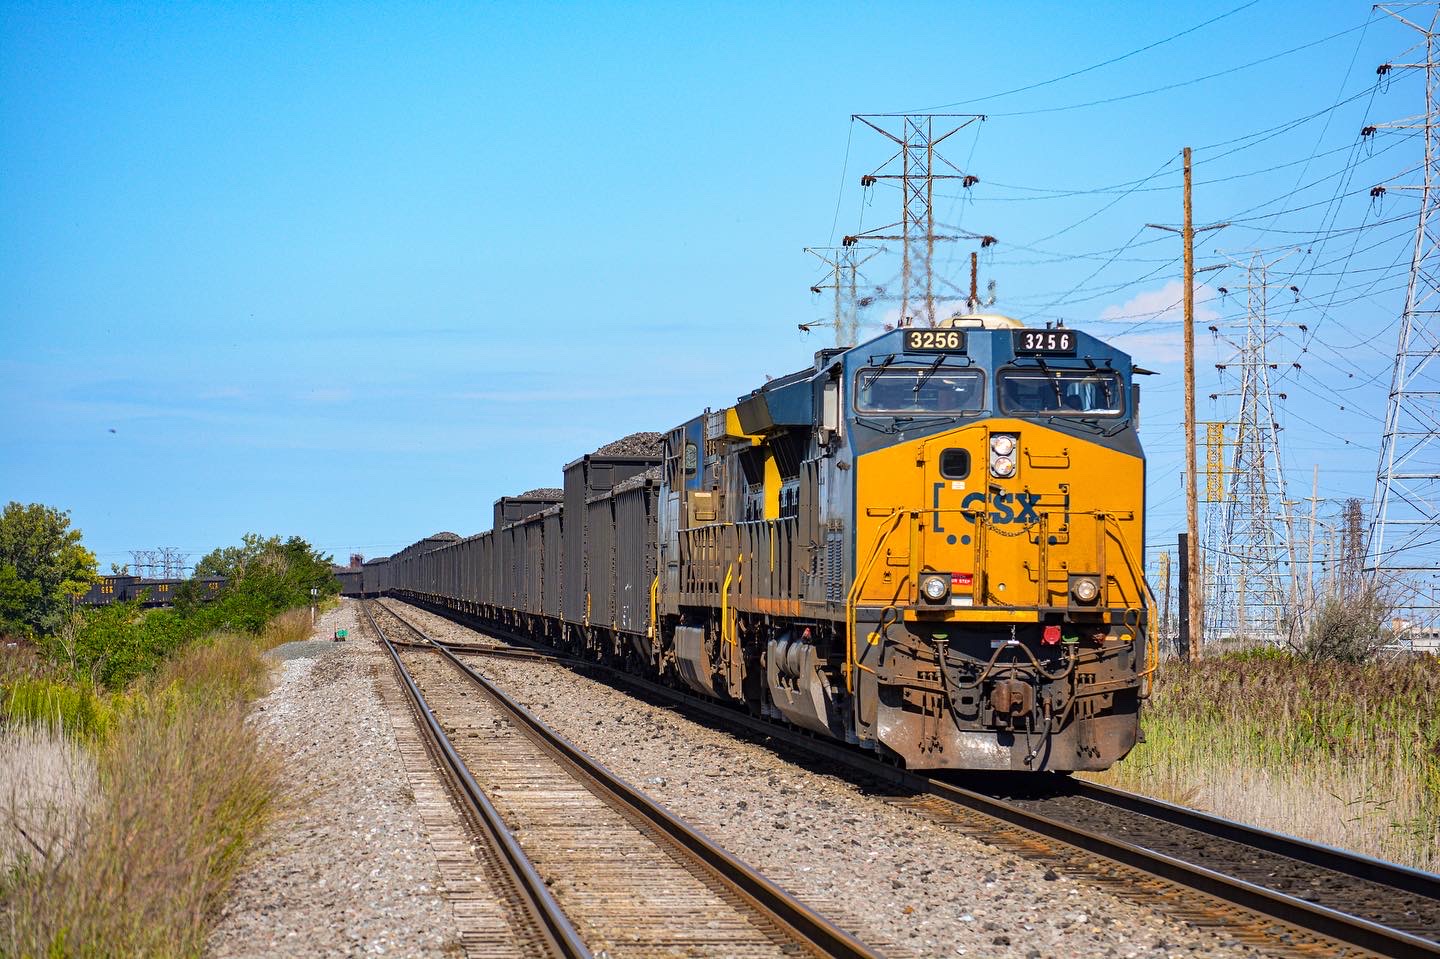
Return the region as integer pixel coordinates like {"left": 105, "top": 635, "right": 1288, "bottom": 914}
{"left": 367, "top": 315, "right": 1156, "bottom": 772}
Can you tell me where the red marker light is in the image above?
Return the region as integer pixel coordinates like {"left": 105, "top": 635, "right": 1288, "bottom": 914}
{"left": 1042, "top": 625, "right": 1062, "bottom": 645}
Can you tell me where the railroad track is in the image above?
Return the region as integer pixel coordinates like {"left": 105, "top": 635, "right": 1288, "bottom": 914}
{"left": 392, "top": 596, "right": 1440, "bottom": 959}
{"left": 363, "top": 599, "right": 881, "bottom": 959}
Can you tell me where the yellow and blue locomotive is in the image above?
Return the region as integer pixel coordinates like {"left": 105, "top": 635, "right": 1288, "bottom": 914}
{"left": 381, "top": 315, "right": 1155, "bottom": 772}
{"left": 656, "top": 314, "right": 1154, "bottom": 772}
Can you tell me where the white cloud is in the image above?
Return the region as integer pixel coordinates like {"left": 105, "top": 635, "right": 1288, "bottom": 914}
{"left": 1095, "top": 281, "right": 1224, "bottom": 365}
{"left": 1098, "top": 279, "right": 1220, "bottom": 326}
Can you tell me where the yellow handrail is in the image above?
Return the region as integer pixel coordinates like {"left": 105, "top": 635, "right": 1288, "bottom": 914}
{"left": 1102, "top": 515, "right": 1161, "bottom": 694}
{"left": 648, "top": 575, "right": 659, "bottom": 640}
{"left": 721, "top": 563, "right": 735, "bottom": 648}
{"left": 844, "top": 510, "right": 909, "bottom": 692}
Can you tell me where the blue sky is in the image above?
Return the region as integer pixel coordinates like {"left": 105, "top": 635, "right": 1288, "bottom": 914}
{"left": 0, "top": 0, "right": 1419, "bottom": 571}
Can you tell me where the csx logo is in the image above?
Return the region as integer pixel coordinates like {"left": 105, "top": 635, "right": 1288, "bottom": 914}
{"left": 933, "top": 483, "right": 1048, "bottom": 526}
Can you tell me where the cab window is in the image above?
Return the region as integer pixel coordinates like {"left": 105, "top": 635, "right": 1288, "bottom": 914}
{"left": 855, "top": 368, "right": 984, "bottom": 414}
{"left": 998, "top": 370, "right": 1123, "bottom": 416}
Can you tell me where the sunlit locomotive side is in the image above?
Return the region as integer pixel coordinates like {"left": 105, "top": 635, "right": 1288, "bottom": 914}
{"left": 654, "top": 315, "right": 1154, "bottom": 771}
{"left": 378, "top": 315, "right": 1156, "bottom": 772}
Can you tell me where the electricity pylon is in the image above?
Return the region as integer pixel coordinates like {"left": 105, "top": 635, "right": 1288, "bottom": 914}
{"left": 1207, "top": 254, "right": 1298, "bottom": 643}
{"left": 805, "top": 245, "right": 879, "bottom": 347}
{"left": 844, "top": 114, "right": 990, "bottom": 327}
{"left": 1367, "top": 5, "right": 1440, "bottom": 642}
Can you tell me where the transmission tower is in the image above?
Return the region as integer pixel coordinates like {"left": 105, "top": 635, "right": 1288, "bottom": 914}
{"left": 158, "top": 547, "right": 188, "bottom": 579}
{"left": 1206, "top": 254, "right": 1298, "bottom": 643}
{"left": 844, "top": 114, "right": 990, "bottom": 327}
{"left": 1366, "top": 5, "right": 1440, "bottom": 641}
{"left": 129, "top": 549, "right": 151, "bottom": 578}
{"left": 805, "top": 246, "right": 879, "bottom": 346}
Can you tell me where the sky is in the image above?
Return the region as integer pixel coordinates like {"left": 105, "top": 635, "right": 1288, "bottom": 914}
{"left": 0, "top": 0, "right": 1425, "bottom": 574}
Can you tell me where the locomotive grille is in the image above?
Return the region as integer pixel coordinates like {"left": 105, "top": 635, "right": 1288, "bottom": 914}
{"left": 825, "top": 532, "right": 844, "bottom": 603}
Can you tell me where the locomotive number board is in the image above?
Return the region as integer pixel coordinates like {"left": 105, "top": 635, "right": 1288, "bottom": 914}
{"left": 904, "top": 329, "right": 966, "bottom": 352}
{"left": 1013, "top": 329, "right": 1077, "bottom": 354}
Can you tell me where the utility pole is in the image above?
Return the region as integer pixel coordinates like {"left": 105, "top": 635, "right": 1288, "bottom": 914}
{"left": 1147, "top": 147, "right": 1226, "bottom": 659}
{"left": 846, "top": 114, "right": 991, "bottom": 327}
{"left": 1366, "top": 6, "right": 1440, "bottom": 643}
{"left": 1306, "top": 465, "right": 1320, "bottom": 618}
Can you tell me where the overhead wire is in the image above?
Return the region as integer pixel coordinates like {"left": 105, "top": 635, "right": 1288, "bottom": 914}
{"left": 899, "top": 0, "right": 1262, "bottom": 112}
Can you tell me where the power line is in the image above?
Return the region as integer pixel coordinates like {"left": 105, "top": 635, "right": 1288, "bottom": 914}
{"left": 961, "top": 19, "right": 1377, "bottom": 118}
{"left": 899, "top": 0, "right": 1262, "bottom": 112}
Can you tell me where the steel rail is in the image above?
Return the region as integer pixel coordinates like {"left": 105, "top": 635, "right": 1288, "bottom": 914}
{"left": 373, "top": 600, "right": 882, "bottom": 959}
{"left": 362, "top": 602, "right": 591, "bottom": 959}
{"left": 1070, "top": 779, "right": 1440, "bottom": 901}
{"left": 397, "top": 599, "right": 1440, "bottom": 959}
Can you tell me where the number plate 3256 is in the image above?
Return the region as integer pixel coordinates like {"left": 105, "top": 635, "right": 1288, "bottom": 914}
{"left": 904, "top": 329, "right": 965, "bottom": 352}
{"left": 1014, "top": 330, "right": 1076, "bottom": 354}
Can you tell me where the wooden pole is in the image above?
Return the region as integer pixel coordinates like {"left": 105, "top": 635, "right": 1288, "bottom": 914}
{"left": 1182, "top": 146, "right": 1203, "bottom": 661}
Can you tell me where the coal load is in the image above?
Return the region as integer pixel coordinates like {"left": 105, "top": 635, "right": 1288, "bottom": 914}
{"left": 594, "top": 431, "right": 666, "bottom": 457}
{"left": 613, "top": 464, "right": 663, "bottom": 494}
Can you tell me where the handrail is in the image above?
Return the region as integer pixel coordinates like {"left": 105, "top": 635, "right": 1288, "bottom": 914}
{"left": 721, "top": 563, "right": 735, "bottom": 648}
{"left": 1102, "top": 514, "right": 1161, "bottom": 693}
{"left": 844, "top": 510, "right": 908, "bottom": 692}
{"left": 648, "top": 575, "right": 659, "bottom": 640}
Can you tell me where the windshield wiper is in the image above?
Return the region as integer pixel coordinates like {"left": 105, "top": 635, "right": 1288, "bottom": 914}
{"left": 863, "top": 354, "right": 897, "bottom": 389}
{"left": 913, "top": 355, "right": 946, "bottom": 396}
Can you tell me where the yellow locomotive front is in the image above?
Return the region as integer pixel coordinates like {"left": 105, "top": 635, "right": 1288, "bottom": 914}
{"left": 841, "top": 317, "right": 1154, "bottom": 771}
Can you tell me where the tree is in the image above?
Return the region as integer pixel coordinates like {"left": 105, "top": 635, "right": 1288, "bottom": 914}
{"left": 194, "top": 533, "right": 277, "bottom": 579}
{"left": 194, "top": 532, "right": 339, "bottom": 604}
{"left": 0, "top": 502, "right": 97, "bottom": 637}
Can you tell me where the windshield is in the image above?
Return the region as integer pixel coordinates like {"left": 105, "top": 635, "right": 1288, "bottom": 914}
{"left": 998, "top": 370, "right": 1123, "bottom": 416}
{"left": 856, "top": 367, "right": 984, "bottom": 414}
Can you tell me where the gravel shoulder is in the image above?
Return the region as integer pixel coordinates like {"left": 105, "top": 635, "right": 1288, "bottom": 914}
{"left": 206, "top": 600, "right": 463, "bottom": 959}
{"left": 390, "top": 599, "right": 1277, "bottom": 959}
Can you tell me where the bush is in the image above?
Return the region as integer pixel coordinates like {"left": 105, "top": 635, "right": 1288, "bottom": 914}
{"left": 37, "top": 536, "right": 336, "bottom": 690}
{"left": 1298, "top": 585, "right": 1392, "bottom": 663}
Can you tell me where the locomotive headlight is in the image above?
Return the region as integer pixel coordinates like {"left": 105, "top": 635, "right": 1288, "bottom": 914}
{"left": 990, "top": 434, "right": 1016, "bottom": 456}
{"left": 920, "top": 573, "right": 949, "bottom": 603}
{"left": 1071, "top": 576, "right": 1100, "bottom": 604}
{"left": 990, "top": 455, "right": 1016, "bottom": 478}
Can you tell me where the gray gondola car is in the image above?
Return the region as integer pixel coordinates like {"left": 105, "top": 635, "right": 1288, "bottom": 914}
{"left": 361, "top": 556, "right": 391, "bottom": 597}
{"left": 560, "top": 436, "right": 665, "bottom": 634}
{"left": 494, "top": 488, "right": 562, "bottom": 531}
{"left": 334, "top": 567, "right": 364, "bottom": 596}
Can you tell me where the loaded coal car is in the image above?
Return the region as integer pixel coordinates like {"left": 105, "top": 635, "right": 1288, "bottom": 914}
{"left": 77, "top": 573, "right": 229, "bottom": 607}
{"left": 384, "top": 315, "right": 1155, "bottom": 773}
{"left": 79, "top": 574, "right": 137, "bottom": 605}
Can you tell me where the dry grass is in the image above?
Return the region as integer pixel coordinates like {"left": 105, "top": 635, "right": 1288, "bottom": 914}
{"left": 1087, "top": 653, "right": 1440, "bottom": 870}
{"left": 260, "top": 607, "right": 313, "bottom": 650}
{"left": 0, "top": 724, "right": 94, "bottom": 874}
{"left": 0, "top": 619, "right": 297, "bottom": 957}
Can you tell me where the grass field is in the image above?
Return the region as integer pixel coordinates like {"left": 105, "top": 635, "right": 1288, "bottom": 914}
{"left": 1085, "top": 651, "right": 1440, "bottom": 871}
{"left": 0, "top": 607, "right": 311, "bottom": 956}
